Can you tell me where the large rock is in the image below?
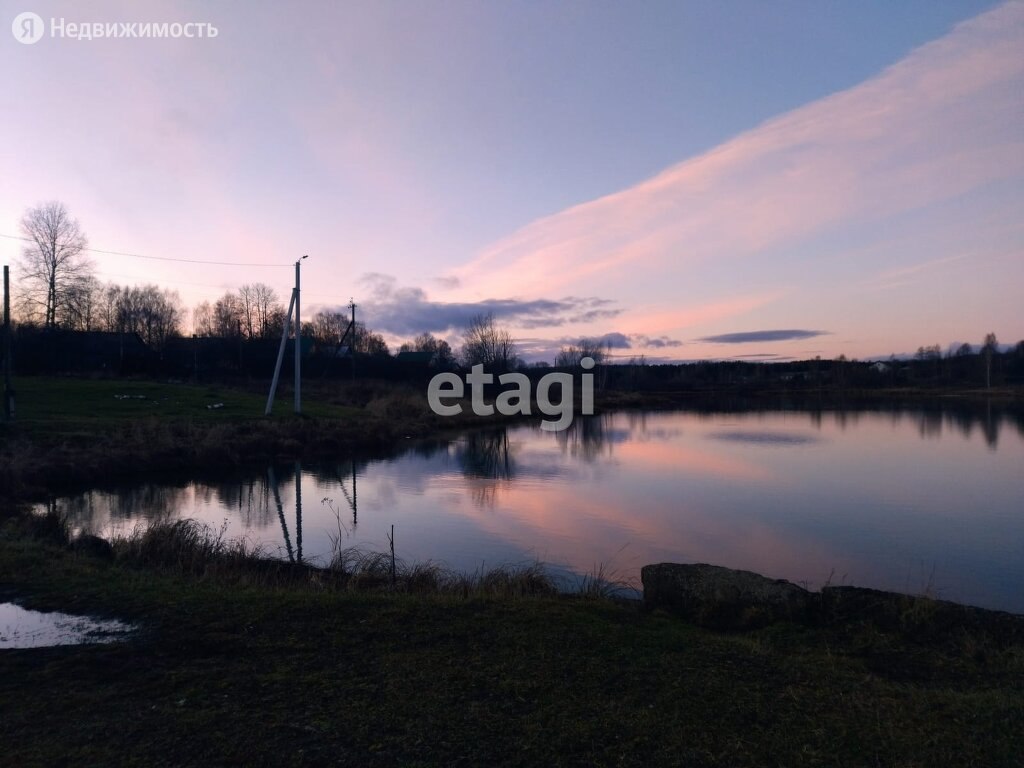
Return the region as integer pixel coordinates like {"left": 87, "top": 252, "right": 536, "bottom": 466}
{"left": 641, "top": 563, "right": 810, "bottom": 628}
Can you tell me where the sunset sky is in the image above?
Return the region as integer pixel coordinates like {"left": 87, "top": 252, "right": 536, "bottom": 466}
{"left": 2, "top": 0, "right": 1021, "bottom": 362}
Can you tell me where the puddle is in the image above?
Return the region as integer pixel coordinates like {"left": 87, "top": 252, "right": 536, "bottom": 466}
{"left": 0, "top": 602, "right": 134, "bottom": 649}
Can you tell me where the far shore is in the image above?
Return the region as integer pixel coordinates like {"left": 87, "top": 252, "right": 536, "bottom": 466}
{"left": 2, "top": 375, "right": 1022, "bottom": 502}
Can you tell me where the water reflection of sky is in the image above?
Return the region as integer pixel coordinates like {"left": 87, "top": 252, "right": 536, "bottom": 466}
{"left": 43, "top": 406, "right": 1024, "bottom": 613}
{"left": 0, "top": 603, "right": 133, "bottom": 649}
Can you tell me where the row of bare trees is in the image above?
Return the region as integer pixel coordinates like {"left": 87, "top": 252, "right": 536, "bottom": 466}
{"left": 192, "top": 297, "right": 392, "bottom": 356}
{"left": 192, "top": 284, "right": 283, "bottom": 340}
{"left": 450, "top": 314, "right": 611, "bottom": 371}
{"left": 910, "top": 333, "right": 1007, "bottom": 389}
{"left": 12, "top": 202, "right": 593, "bottom": 367}
{"left": 307, "top": 309, "right": 390, "bottom": 355}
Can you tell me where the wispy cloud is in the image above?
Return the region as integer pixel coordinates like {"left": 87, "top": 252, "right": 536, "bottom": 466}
{"left": 448, "top": 2, "right": 1024, "bottom": 349}
{"left": 865, "top": 253, "right": 972, "bottom": 290}
{"left": 699, "top": 330, "right": 829, "bottom": 344}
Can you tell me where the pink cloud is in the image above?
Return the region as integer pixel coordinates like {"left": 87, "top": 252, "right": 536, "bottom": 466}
{"left": 451, "top": 2, "right": 1024, "bottom": 344}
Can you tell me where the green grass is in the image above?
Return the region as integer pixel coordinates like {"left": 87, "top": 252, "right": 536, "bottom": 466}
{"left": 1, "top": 514, "right": 1022, "bottom": 767}
{"left": 10, "top": 375, "right": 358, "bottom": 429}
{"left": 0, "top": 376, "right": 462, "bottom": 499}
{"left": 0, "top": 374, "right": 585, "bottom": 500}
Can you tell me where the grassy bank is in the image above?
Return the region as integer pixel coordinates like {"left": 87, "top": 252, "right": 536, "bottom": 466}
{"left": 1, "top": 511, "right": 1022, "bottom": 766}
{"left": 0, "top": 376, "right": 509, "bottom": 500}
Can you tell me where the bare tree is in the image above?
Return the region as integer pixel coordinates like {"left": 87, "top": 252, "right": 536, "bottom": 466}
{"left": 237, "top": 284, "right": 257, "bottom": 339}
{"left": 251, "top": 283, "right": 280, "bottom": 338}
{"left": 213, "top": 292, "right": 243, "bottom": 338}
{"left": 264, "top": 305, "right": 287, "bottom": 339}
{"left": 114, "top": 285, "right": 182, "bottom": 350}
{"left": 97, "top": 283, "right": 122, "bottom": 332}
{"left": 982, "top": 332, "right": 998, "bottom": 389}
{"left": 460, "top": 313, "right": 517, "bottom": 370}
{"left": 307, "top": 308, "right": 388, "bottom": 355}
{"left": 357, "top": 329, "right": 390, "bottom": 356}
{"left": 17, "top": 202, "right": 93, "bottom": 328}
{"left": 399, "top": 332, "right": 454, "bottom": 366}
{"left": 555, "top": 338, "right": 610, "bottom": 367}
{"left": 192, "top": 301, "right": 215, "bottom": 337}
{"left": 62, "top": 275, "right": 104, "bottom": 331}
{"left": 197, "top": 286, "right": 282, "bottom": 339}
{"left": 311, "top": 309, "right": 349, "bottom": 347}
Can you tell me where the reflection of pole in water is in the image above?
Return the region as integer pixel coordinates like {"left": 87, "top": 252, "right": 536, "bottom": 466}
{"left": 336, "top": 458, "right": 358, "bottom": 529}
{"left": 268, "top": 466, "right": 294, "bottom": 563}
{"left": 295, "top": 461, "right": 303, "bottom": 563}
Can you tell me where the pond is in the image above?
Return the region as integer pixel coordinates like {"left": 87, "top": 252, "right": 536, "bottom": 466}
{"left": 39, "top": 404, "right": 1024, "bottom": 613}
{"left": 0, "top": 602, "right": 133, "bottom": 649}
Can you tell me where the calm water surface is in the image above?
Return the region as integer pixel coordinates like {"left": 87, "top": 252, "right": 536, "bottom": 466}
{"left": 42, "top": 406, "right": 1024, "bottom": 612}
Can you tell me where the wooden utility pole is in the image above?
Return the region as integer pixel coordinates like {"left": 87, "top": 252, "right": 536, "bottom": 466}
{"left": 3, "top": 265, "right": 12, "bottom": 421}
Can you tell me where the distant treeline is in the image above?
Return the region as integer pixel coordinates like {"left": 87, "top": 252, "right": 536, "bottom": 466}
{"left": 6, "top": 321, "right": 1023, "bottom": 393}
{"left": 592, "top": 345, "right": 1024, "bottom": 392}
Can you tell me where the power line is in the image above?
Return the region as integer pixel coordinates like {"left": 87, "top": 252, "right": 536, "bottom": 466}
{"left": 0, "top": 233, "right": 293, "bottom": 267}
{"left": 91, "top": 270, "right": 237, "bottom": 291}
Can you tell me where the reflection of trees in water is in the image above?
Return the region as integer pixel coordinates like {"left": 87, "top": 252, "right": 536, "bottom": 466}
{"left": 453, "top": 430, "right": 515, "bottom": 508}
{"left": 830, "top": 409, "right": 864, "bottom": 431}
{"left": 55, "top": 492, "right": 102, "bottom": 530}
{"left": 625, "top": 411, "right": 648, "bottom": 434}
{"left": 915, "top": 410, "right": 944, "bottom": 441}
{"left": 665, "top": 400, "right": 1020, "bottom": 451}
{"left": 981, "top": 402, "right": 1000, "bottom": 449}
{"left": 555, "top": 414, "right": 614, "bottom": 462}
{"left": 467, "top": 479, "right": 502, "bottom": 508}
{"left": 948, "top": 410, "right": 975, "bottom": 440}
{"left": 204, "top": 478, "right": 276, "bottom": 528}
{"left": 50, "top": 484, "right": 189, "bottom": 532}
{"left": 407, "top": 439, "right": 451, "bottom": 460}
{"left": 112, "top": 484, "right": 189, "bottom": 522}
{"left": 906, "top": 405, "right": 1002, "bottom": 449}
{"left": 456, "top": 429, "right": 515, "bottom": 481}
{"left": 47, "top": 494, "right": 95, "bottom": 530}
